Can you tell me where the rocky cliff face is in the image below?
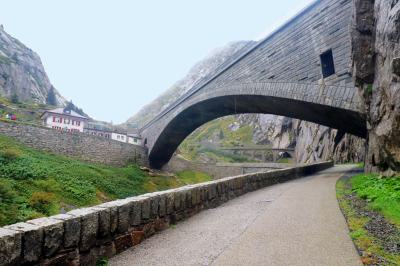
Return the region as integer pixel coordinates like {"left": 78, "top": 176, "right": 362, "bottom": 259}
{"left": 128, "top": 40, "right": 364, "bottom": 164}
{"left": 353, "top": 0, "right": 400, "bottom": 174}
{"left": 0, "top": 25, "right": 65, "bottom": 105}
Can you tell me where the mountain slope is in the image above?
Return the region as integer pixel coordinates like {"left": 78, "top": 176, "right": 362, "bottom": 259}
{"left": 126, "top": 41, "right": 255, "bottom": 128}
{"left": 0, "top": 25, "right": 65, "bottom": 105}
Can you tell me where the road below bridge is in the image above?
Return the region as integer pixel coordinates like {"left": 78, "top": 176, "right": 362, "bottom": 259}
{"left": 110, "top": 166, "right": 362, "bottom": 266}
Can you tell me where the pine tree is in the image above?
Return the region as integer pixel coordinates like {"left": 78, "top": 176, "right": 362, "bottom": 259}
{"left": 46, "top": 87, "right": 57, "bottom": 106}
{"left": 11, "top": 93, "right": 19, "bottom": 104}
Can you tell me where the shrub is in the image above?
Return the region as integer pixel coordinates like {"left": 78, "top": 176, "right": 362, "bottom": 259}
{"left": 0, "top": 147, "right": 22, "bottom": 161}
{"left": 10, "top": 94, "right": 19, "bottom": 104}
{"left": 28, "top": 191, "right": 57, "bottom": 216}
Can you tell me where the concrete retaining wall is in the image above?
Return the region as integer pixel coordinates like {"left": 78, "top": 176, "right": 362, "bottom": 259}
{"left": 0, "top": 161, "right": 333, "bottom": 266}
{"left": 0, "top": 121, "right": 148, "bottom": 167}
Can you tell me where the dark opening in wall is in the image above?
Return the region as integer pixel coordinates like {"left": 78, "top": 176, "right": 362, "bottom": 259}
{"left": 320, "top": 49, "right": 335, "bottom": 78}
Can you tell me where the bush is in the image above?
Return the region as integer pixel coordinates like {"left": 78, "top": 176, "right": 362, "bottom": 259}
{"left": 29, "top": 191, "right": 57, "bottom": 216}
{"left": 0, "top": 147, "right": 22, "bottom": 161}
{"left": 10, "top": 94, "right": 19, "bottom": 104}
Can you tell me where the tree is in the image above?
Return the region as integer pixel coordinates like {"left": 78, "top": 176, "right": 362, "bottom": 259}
{"left": 46, "top": 87, "right": 57, "bottom": 106}
{"left": 10, "top": 94, "right": 19, "bottom": 104}
{"left": 219, "top": 130, "right": 224, "bottom": 140}
{"left": 64, "top": 100, "right": 88, "bottom": 117}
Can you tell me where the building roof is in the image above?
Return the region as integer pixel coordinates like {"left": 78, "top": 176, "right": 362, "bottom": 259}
{"left": 84, "top": 121, "right": 113, "bottom": 132}
{"left": 128, "top": 133, "right": 141, "bottom": 138}
{"left": 42, "top": 108, "right": 88, "bottom": 120}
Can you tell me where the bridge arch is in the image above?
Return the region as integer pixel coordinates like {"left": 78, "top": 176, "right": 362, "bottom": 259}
{"left": 144, "top": 83, "right": 366, "bottom": 169}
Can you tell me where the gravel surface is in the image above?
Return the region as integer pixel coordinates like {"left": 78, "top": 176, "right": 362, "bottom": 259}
{"left": 110, "top": 166, "right": 362, "bottom": 266}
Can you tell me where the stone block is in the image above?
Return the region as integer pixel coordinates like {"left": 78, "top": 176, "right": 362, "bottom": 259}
{"left": 158, "top": 194, "right": 166, "bottom": 217}
{"left": 90, "top": 207, "right": 111, "bottom": 238}
{"left": 52, "top": 214, "right": 81, "bottom": 249}
{"left": 40, "top": 248, "right": 79, "bottom": 266}
{"left": 173, "top": 190, "right": 182, "bottom": 211}
{"left": 5, "top": 222, "right": 43, "bottom": 263}
{"left": 27, "top": 217, "right": 64, "bottom": 257}
{"left": 165, "top": 193, "right": 175, "bottom": 214}
{"left": 150, "top": 195, "right": 160, "bottom": 219}
{"left": 140, "top": 196, "right": 151, "bottom": 220}
{"left": 0, "top": 228, "right": 22, "bottom": 266}
{"left": 68, "top": 208, "right": 99, "bottom": 252}
{"left": 131, "top": 231, "right": 145, "bottom": 245}
{"left": 114, "top": 234, "right": 133, "bottom": 254}
{"left": 142, "top": 222, "right": 156, "bottom": 238}
{"left": 129, "top": 199, "right": 142, "bottom": 226}
{"left": 117, "top": 203, "right": 131, "bottom": 234}
{"left": 154, "top": 218, "right": 169, "bottom": 232}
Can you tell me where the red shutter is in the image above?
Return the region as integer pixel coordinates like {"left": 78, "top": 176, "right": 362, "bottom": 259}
{"left": 53, "top": 116, "right": 56, "bottom": 122}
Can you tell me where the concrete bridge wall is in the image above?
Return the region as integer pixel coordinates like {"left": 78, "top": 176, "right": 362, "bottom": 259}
{"left": 141, "top": 0, "right": 366, "bottom": 169}
{"left": 0, "top": 161, "right": 333, "bottom": 266}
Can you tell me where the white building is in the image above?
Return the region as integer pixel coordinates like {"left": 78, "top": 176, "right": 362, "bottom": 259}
{"left": 41, "top": 108, "right": 88, "bottom": 133}
{"left": 127, "top": 133, "right": 142, "bottom": 146}
{"left": 111, "top": 132, "right": 127, "bottom": 143}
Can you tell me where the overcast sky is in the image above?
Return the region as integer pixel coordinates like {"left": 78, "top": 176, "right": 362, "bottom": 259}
{"left": 0, "top": 0, "right": 314, "bottom": 123}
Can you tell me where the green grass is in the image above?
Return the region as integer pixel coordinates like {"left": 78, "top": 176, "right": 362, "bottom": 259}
{"left": 179, "top": 117, "right": 256, "bottom": 162}
{"left": 0, "top": 135, "right": 211, "bottom": 226}
{"left": 176, "top": 170, "right": 212, "bottom": 185}
{"left": 351, "top": 173, "right": 400, "bottom": 227}
{"left": 0, "top": 95, "right": 47, "bottom": 125}
{"left": 336, "top": 176, "right": 400, "bottom": 265}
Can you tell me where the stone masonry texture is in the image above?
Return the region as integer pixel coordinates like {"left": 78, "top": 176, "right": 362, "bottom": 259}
{"left": 140, "top": 0, "right": 367, "bottom": 169}
{"left": 0, "top": 121, "right": 148, "bottom": 167}
{"left": 0, "top": 161, "right": 333, "bottom": 266}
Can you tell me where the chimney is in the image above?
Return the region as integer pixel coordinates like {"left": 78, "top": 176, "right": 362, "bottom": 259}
{"left": 0, "top": 25, "right": 4, "bottom": 31}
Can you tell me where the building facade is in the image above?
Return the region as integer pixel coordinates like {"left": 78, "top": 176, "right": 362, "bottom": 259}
{"left": 41, "top": 108, "right": 88, "bottom": 133}
{"left": 128, "top": 133, "right": 142, "bottom": 146}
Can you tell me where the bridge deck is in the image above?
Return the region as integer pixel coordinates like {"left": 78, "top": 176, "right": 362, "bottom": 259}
{"left": 110, "top": 165, "right": 361, "bottom": 266}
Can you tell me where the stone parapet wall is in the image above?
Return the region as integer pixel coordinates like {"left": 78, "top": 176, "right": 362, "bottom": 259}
{"left": 0, "top": 161, "right": 333, "bottom": 266}
{"left": 164, "top": 155, "right": 301, "bottom": 179}
{"left": 0, "top": 121, "right": 148, "bottom": 167}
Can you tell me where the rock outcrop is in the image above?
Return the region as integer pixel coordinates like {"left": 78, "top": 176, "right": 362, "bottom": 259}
{"left": 0, "top": 26, "right": 65, "bottom": 105}
{"left": 353, "top": 0, "right": 400, "bottom": 174}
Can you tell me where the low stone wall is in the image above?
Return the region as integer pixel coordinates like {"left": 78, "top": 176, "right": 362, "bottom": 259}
{"left": 0, "top": 121, "right": 148, "bottom": 167}
{"left": 164, "top": 155, "right": 303, "bottom": 179}
{"left": 0, "top": 161, "right": 333, "bottom": 266}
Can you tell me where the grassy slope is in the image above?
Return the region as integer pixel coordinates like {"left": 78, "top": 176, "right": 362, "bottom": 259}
{"left": 0, "top": 96, "right": 48, "bottom": 125}
{"left": 0, "top": 135, "right": 211, "bottom": 226}
{"left": 179, "top": 117, "right": 257, "bottom": 163}
{"left": 337, "top": 174, "right": 400, "bottom": 265}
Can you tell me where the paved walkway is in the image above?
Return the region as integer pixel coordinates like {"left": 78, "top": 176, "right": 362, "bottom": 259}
{"left": 110, "top": 166, "right": 362, "bottom": 266}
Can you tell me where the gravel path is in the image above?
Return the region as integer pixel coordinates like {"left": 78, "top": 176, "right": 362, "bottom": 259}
{"left": 110, "top": 165, "right": 362, "bottom": 266}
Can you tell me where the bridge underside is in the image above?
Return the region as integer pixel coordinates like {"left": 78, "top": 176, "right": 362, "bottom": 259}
{"left": 148, "top": 94, "right": 366, "bottom": 169}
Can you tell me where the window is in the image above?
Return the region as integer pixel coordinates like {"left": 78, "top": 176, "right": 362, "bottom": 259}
{"left": 64, "top": 118, "right": 70, "bottom": 124}
{"left": 76, "top": 121, "right": 80, "bottom": 126}
{"left": 72, "top": 120, "right": 75, "bottom": 125}
{"left": 320, "top": 49, "right": 335, "bottom": 78}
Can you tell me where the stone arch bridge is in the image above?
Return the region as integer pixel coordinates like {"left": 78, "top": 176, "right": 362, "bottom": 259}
{"left": 140, "top": 0, "right": 367, "bottom": 169}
